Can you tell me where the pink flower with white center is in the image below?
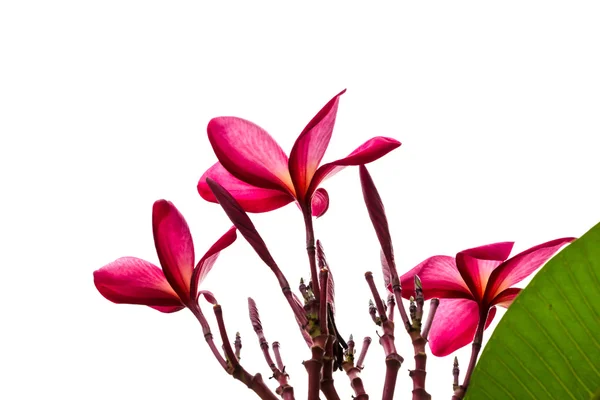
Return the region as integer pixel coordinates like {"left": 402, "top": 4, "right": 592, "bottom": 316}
{"left": 94, "top": 200, "right": 236, "bottom": 313}
{"left": 400, "top": 238, "right": 575, "bottom": 356}
{"left": 197, "top": 90, "right": 401, "bottom": 218}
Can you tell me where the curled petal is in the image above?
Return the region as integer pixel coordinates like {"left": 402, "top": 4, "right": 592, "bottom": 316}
{"left": 208, "top": 117, "right": 294, "bottom": 193}
{"left": 94, "top": 257, "right": 184, "bottom": 311}
{"left": 491, "top": 287, "right": 521, "bottom": 308}
{"left": 289, "top": 90, "right": 345, "bottom": 197}
{"left": 191, "top": 226, "right": 237, "bottom": 297}
{"left": 152, "top": 200, "right": 195, "bottom": 303}
{"left": 400, "top": 256, "right": 472, "bottom": 300}
{"left": 308, "top": 136, "right": 401, "bottom": 195}
{"left": 311, "top": 188, "right": 329, "bottom": 218}
{"left": 485, "top": 237, "right": 575, "bottom": 302}
{"left": 198, "top": 162, "right": 294, "bottom": 213}
{"left": 197, "top": 290, "right": 218, "bottom": 305}
{"left": 455, "top": 242, "right": 514, "bottom": 302}
{"left": 428, "top": 299, "right": 496, "bottom": 357}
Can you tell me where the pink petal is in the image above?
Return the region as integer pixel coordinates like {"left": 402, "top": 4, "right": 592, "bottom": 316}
{"left": 455, "top": 242, "right": 514, "bottom": 302}
{"left": 485, "top": 237, "right": 575, "bottom": 302}
{"left": 152, "top": 200, "right": 195, "bottom": 304}
{"left": 490, "top": 287, "right": 521, "bottom": 308}
{"left": 311, "top": 188, "right": 329, "bottom": 218}
{"left": 198, "top": 162, "right": 294, "bottom": 213}
{"left": 308, "top": 136, "right": 401, "bottom": 195}
{"left": 207, "top": 117, "right": 295, "bottom": 193}
{"left": 94, "top": 257, "right": 184, "bottom": 311}
{"left": 289, "top": 90, "right": 345, "bottom": 198}
{"left": 428, "top": 299, "right": 496, "bottom": 357}
{"left": 400, "top": 256, "right": 472, "bottom": 300}
{"left": 149, "top": 305, "right": 185, "bottom": 313}
{"left": 197, "top": 290, "right": 218, "bottom": 305}
{"left": 191, "top": 226, "right": 237, "bottom": 296}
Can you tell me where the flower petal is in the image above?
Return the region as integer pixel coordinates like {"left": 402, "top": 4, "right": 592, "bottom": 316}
{"left": 428, "top": 299, "right": 496, "bottom": 356}
{"left": 94, "top": 257, "right": 184, "bottom": 311}
{"left": 152, "top": 200, "right": 195, "bottom": 303}
{"left": 191, "top": 226, "right": 237, "bottom": 296}
{"left": 308, "top": 136, "right": 401, "bottom": 195}
{"left": 455, "top": 242, "right": 514, "bottom": 302}
{"left": 288, "top": 90, "right": 345, "bottom": 198}
{"left": 198, "top": 162, "right": 294, "bottom": 213}
{"left": 485, "top": 237, "right": 575, "bottom": 302}
{"left": 149, "top": 305, "right": 185, "bottom": 313}
{"left": 208, "top": 117, "right": 294, "bottom": 193}
{"left": 197, "top": 290, "right": 218, "bottom": 305}
{"left": 491, "top": 287, "right": 521, "bottom": 308}
{"left": 400, "top": 256, "right": 472, "bottom": 300}
{"left": 311, "top": 188, "right": 329, "bottom": 218}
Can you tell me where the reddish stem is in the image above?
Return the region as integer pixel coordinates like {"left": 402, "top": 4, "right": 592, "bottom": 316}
{"left": 452, "top": 309, "right": 488, "bottom": 400}
{"left": 304, "top": 335, "right": 328, "bottom": 400}
{"left": 213, "top": 305, "right": 279, "bottom": 400}
{"left": 302, "top": 207, "right": 320, "bottom": 304}
{"left": 189, "top": 305, "right": 228, "bottom": 370}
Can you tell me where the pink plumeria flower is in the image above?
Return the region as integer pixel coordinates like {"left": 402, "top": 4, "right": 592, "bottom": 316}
{"left": 400, "top": 238, "right": 574, "bottom": 356}
{"left": 197, "top": 90, "right": 401, "bottom": 217}
{"left": 94, "top": 200, "right": 236, "bottom": 313}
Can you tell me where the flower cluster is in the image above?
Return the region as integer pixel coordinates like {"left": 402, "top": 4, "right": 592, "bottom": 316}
{"left": 94, "top": 90, "right": 573, "bottom": 400}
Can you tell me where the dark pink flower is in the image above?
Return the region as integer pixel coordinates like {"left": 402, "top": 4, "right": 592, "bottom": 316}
{"left": 400, "top": 238, "right": 574, "bottom": 356}
{"left": 94, "top": 200, "right": 236, "bottom": 313}
{"left": 198, "top": 90, "right": 401, "bottom": 217}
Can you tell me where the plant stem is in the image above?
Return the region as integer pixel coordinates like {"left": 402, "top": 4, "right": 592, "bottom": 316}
{"left": 302, "top": 207, "right": 320, "bottom": 304}
{"left": 213, "top": 305, "right": 279, "bottom": 400}
{"left": 304, "top": 335, "right": 327, "bottom": 400}
{"left": 452, "top": 309, "right": 488, "bottom": 400}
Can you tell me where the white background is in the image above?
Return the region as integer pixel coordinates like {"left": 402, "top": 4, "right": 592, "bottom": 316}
{"left": 1, "top": 2, "right": 599, "bottom": 399}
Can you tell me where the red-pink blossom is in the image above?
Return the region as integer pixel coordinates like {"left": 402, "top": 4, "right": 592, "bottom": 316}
{"left": 400, "top": 238, "right": 574, "bottom": 356}
{"left": 94, "top": 200, "right": 236, "bottom": 312}
{"left": 198, "top": 90, "right": 401, "bottom": 217}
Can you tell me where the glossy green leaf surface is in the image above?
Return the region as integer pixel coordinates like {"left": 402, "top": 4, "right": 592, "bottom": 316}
{"left": 466, "top": 222, "right": 600, "bottom": 400}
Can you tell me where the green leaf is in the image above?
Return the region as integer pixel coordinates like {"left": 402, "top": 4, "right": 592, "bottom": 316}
{"left": 466, "top": 222, "right": 600, "bottom": 400}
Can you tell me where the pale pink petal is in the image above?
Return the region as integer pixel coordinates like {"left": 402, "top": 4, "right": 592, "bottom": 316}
{"left": 428, "top": 299, "right": 496, "bottom": 357}
{"left": 208, "top": 117, "right": 295, "bottom": 193}
{"left": 198, "top": 162, "right": 294, "bottom": 213}
{"left": 191, "top": 226, "right": 237, "bottom": 296}
{"left": 455, "top": 242, "right": 514, "bottom": 302}
{"left": 307, "top": 137, "right": 401, "bottom": 195}
{"left": 289, "top": 90, "right": 345, "bottom": 198}
{"left": 94, "top": 257, "right": 184, "bottom": 311}
{"left": 311, "top": 188, "right": 329, "bottom": 218}
{"left": 485, "top": 237, "right": 575, "bottom": 302}
{"left": 152, "top": 200, "right": 195, "bottom": 304}
{"left": 400, "top": 256, "right": 472, "bottom": 300}
{"left": 490, "top": 287, "right": 521, "bottom": 308}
